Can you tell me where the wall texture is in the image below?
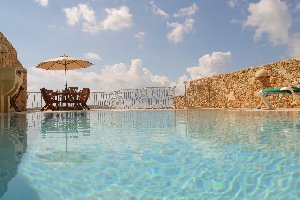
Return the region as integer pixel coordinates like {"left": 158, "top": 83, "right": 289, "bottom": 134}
{"left": 0, "top": 32, "right": 27, "bottom": 111}
{"left": 174, "top": 58, "right": 300, "bottom": 109}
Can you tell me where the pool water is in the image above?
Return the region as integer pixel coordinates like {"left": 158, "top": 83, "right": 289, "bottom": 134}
{"left": 0, "top": 110, "right": 299, "bottom": 199}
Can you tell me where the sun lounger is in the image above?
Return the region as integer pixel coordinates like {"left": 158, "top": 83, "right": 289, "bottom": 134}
{"left": 258, "top": 86, "right": 300, "bottom": 109}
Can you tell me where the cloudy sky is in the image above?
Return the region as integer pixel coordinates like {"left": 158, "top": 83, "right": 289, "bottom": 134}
{"left": 1, "top": 0, "right": 300, "bottom": 93}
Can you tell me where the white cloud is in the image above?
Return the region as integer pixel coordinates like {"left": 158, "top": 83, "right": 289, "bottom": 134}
{"left": 244, "top": 0, "right": 292, "bottom": 45}
{"left": 228, "top": 0, "right": 239, "bottom": 8}
{"left": 149, "top": 1, "right": 169, "bottom": 18}
{"left": 228, "top": 0, "right": 249, "bottom": 10}
{"left": 35, "top": 0, "right": 48, "bottom": 7}
{"left": 27, "top": 68, "right": 67, "bottom": 91}
{"left": 243, "top": 0, "right": 300, "bottom": 58}
{"left": 134, "top": 32, "right": 145, "bottom": 40}
{"left": 79, "top": 4, "right": 97, "bottom": 24}
{"left": 64, "top": 4, "right": 100, "bottom": 34}
{"left": 27, "top": 59, "right": 175, "bottom": 92}
{"left": 64, "top": 5, "right": 133, "bottom": 34}
{"left": 64, "top": 6, "right": 81, "bottom": 26}
{"left": 167, "top": 18, "right": 194, "bottom": 44}
{"left": 83, "top": 52, "right": 102, "bottom": 60}
{"left": 173, "top": 3, "right": 198, "bottom": 18}
{"left": 176, "top": 75, "right": 190, "bottom": 95}
{"left": 102, "top": 6, "right": 133, "bottom": 31}
{"left": 228, "top": 0, "right": 236, "bottom": 8}
{"left": 79, "top": 4, "right": 99, "bottom": 33}
{"left": 186, "top": 51, "right": 232, "bottom": 79}
{"left": 149, "top": 2, "right": 197, "bottom": 44}
{"left": 230, "top": 18, "right": 242, "bottom": 24}
{"left": 99, "top": 59, "right": 173, "bottom": 90}
{"left": 134, "top": 32, "right": 146, "bottom": 49}
{"left": 28, "top": 53, "right": 233, "bottom": 95}
{"left": 156, "top": 8, "right": 169, "bottom": 18}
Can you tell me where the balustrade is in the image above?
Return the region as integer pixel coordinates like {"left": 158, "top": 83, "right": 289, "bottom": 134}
{"left": 27, "top": 87, "right": 176, "bottom": 110}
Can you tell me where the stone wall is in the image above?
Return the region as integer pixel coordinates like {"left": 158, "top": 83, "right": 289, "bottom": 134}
{"left": 173, "top": 95, "right": 185, "bottom": 109}
{"left": 0, "top": 32, "right": 27, "bottom": 111}
{"left": 174, "top": 58, "right": 300, "bottom": 109}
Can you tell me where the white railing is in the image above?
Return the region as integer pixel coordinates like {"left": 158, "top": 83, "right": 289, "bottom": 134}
{"left": 27, "top": 87, "right": 176, "bottom": 110}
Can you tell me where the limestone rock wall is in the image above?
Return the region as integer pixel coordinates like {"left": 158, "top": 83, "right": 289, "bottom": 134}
{"left": 0, "top": 32, "right": 27, "bottom": 111}
{"left": 173, "top": 95, "right": 185, "bottom": 109}
{"left": 174, "top": 59, "right": 300, "bottom": 109}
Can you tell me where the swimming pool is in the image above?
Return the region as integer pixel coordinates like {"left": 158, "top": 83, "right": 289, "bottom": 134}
{"left": 0, "top": 110, "right": 299, "bottom": 199}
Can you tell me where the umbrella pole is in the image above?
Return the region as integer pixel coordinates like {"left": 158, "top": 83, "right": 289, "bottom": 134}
{"left": 65, "top": 67, "right": 68, "bottom": 90}
{"left": 65, "top": 132, "right": 68, "bottom": 152}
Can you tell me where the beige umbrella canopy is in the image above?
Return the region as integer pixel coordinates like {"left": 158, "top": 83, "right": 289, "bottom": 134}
{"left": 36, "top": 55, "right": 93, "bottom": 89}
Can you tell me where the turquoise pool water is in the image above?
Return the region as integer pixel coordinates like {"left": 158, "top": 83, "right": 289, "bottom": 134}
{"left": 0, "top": 110, "right": 299, "bottom": 199}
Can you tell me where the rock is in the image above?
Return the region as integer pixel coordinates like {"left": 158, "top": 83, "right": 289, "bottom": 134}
{"left": 0, "top": 32, "right": 27, "bottom": 111}
{"left": 173, "top": 59, "right": 300, "bottom": 109}
{"left": 255, "top": 69, "right": 268, "bottom": 78}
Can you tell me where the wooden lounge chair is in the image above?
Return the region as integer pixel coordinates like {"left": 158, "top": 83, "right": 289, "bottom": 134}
{"left": 67, "top": 87, "right": 79, "bottom": 108}
{"left": 10, "top": 85, "right": 24, "bottom": 112}
{"left": 258, "top": 86, "right": 300, "bottom": 109}
{"left": 77, "top": 88, "right": 90, "bottom": 110}
{"left": 40, "top": 88, "right": 58, "bottom": 111}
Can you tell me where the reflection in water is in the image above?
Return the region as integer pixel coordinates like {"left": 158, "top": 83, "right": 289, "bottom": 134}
{"left": 0, "top": 110, "right": 298, "bottom": 199}
{"left": 41, "top": 112, "right": 91, "bottom": 137}
{"left": 38, "top": 112, "right": 91, "bottom": 163}
{"left": 92, "top": 110, "right": 175, "bottom": 129}
{"left": 37, "top": 111, "right": 177, "bottom": 162}
{"left": 0, "top": 114, "right": 27, "bottom": 198}
{"left": 90, "top": 110, "right": 177, "bottom": 154}
{"left": 32, "top": 110, "right": 300, "bottom": 156}
{"left": 29, "top": 110, "right": 176, "bottom": 132}
{"left": 179, "top": 109, "right": 300, "bottom": 153}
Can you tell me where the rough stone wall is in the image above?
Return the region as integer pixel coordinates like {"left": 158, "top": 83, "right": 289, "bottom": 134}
{"left": 173, "top": 95, "right": 185, "bottom": 109}
{"left": 174, "top": 58, "right": 300, "bottom": 109}
{"left": 0, "top": 32, "right": 27, "bottom": 111}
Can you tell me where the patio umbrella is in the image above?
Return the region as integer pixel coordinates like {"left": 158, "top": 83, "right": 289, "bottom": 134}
{"left": 36, "top": 55, "right": 93, "bottom": 90}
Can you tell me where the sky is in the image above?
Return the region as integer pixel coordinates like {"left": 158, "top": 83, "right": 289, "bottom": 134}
{"left": 1, "top": 0, "right": 300, "bottom": 93}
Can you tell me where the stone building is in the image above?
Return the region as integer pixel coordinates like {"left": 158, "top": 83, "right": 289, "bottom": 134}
{"left": 174, "top": 58, "right": 300, "bottom": 109}
{"left": 0, "top": 32, "right": 27, "bottom": 111}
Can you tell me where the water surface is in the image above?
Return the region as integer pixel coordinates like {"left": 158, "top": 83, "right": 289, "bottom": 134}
{"left": 0, "top": 110, "right": 299, "bottom": 199}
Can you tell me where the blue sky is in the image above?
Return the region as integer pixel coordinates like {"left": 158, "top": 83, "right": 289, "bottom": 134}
{"left": 1, "top": 0, "right": 300, "bottom": 93}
